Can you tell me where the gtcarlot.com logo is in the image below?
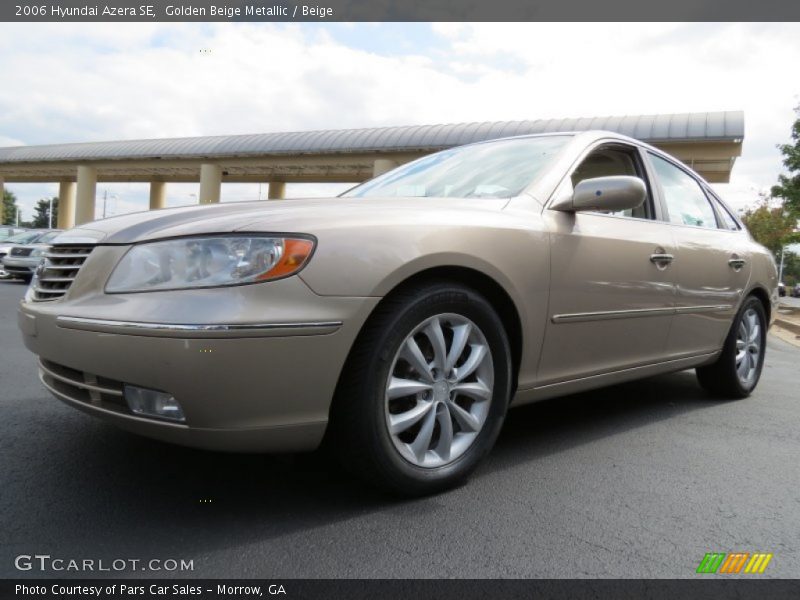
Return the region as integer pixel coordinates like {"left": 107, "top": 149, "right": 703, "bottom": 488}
{"left": 14, "top": 554, "right": 194, "bottom": 572}
{"left": 696, "top": 552, "right": 773, "bottom": 574}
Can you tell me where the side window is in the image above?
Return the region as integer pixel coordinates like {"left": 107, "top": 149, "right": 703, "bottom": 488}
{"left": 707, "top": 190, "right": 740, "bottom": 230}
{"left": 649, "top": 153, "right": 719, "bottom": 228}
{"left": 570, "top": 146, "right": 650, "bottom": 219}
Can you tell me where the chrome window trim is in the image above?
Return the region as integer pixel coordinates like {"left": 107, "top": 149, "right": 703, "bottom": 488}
{"left": 658, "top": 220, "right": 744, "bottom": 232}
{"left": 557, "top": 211, "right": 671, "bottom": 226}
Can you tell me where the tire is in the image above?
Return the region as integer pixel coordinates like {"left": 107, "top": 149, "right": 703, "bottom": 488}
{"left": 696, "top": 296, "right": 767, "bottom": 399}
{"left": 329, "top": 281, "right": 513, "bottom": 496}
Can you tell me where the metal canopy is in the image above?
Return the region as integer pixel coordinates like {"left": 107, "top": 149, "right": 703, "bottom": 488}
{"left": 0, "top": 111, "right": 744, "bottom": 184}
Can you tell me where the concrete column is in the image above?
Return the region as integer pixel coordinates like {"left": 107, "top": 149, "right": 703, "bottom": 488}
{"left": 373, "top": 159, "right": 398, "bottom": 177}
{"left": 267, "top": 181, "right": 286, "bottom": 200}
{"left": 0, "top": 177, "right": 4, "bottom": 225}
{"left": 199, "top": 164, "right": 222, "bottom": 204}
{"left": 75, "top": 166, "right": 97, "bottom": 225}
{"left": 57, "top": 181, "right": 76, "bottom": 229}
{"left": 149, "top": 181, "right": 167, "bottom": 210}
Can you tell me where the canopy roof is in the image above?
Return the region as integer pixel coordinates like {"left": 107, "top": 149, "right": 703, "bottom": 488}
{"left": 0, "top": 111, "right": 744, "bottom": 183}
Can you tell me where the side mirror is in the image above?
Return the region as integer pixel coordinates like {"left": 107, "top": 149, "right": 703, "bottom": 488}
{"left": 551, "top": 176, "right": 646, "bottom": 212}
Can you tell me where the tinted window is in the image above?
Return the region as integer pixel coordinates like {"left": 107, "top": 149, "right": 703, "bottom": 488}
{"left": 650, "top": 153, "right": 718, "bottom": 228}
{"left": 344, "top": 136, "right": 569, "bottom": 199}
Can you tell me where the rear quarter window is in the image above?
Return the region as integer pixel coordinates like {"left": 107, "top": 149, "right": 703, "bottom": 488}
{"left": 707, "top": 190, "right": 741, "bottom": 230}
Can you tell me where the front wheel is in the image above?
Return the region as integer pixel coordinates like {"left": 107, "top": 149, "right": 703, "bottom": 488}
{"left": 329, "top": 282, "right": 513, "bottom": 496}
{"left": 696, "top": 296, "right": 767, "bottom": 399}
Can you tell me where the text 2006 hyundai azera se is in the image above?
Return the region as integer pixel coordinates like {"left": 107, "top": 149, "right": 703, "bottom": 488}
{"left": 19, "top": 131, "right": 777, "bottom": 494}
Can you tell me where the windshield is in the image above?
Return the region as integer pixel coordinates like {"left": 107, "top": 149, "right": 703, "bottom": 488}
{"left": 35, "top": 231, "right": 61, "bottom": 243}
{"left": 6, "top": 231, "right": 41, "bottom": 244}
{"left": 343, "top": 136, "right": 569, "bottom": 199}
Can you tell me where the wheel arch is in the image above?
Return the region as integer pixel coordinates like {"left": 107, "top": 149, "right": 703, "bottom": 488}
{"left": 745, "top": 285, "right": 772, "bottom": 324}
{"left": 333, "top": 264, "right": 525, "bottom": 412}
{"left": 382, "top": 266, "right": 523, "bottom": 384}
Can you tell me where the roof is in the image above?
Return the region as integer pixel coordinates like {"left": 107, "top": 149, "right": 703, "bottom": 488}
{"left": 0, "top": 111, "right": 744, "bottom": 164}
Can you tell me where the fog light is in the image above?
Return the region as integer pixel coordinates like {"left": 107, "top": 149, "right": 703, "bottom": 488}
{"left": 124, "top": 385, "right": 186, "bottom": 423}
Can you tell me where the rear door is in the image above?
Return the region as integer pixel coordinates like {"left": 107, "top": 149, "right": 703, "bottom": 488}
{"left": 537, "top": 142, "right": 677, "bottom": 385}
{"left": 646, "top": 152, "right": 751, "bottom": 357}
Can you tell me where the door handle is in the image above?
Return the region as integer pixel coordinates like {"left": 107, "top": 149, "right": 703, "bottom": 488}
{"left": 650, "top": 253, "right": 674, "bottom": 264}
{"left": 729, "top": 257, "right": 746, "bottom": 270}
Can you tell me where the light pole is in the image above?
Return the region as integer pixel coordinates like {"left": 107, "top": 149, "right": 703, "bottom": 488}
{"left": 778, "top": 246, "right": 785, "bottom": 284}
{"left": 48, "top": 197, "right": 53, "bottom": 228}
{"left": 102, "top": 190, "right": 118, "bottom": 219}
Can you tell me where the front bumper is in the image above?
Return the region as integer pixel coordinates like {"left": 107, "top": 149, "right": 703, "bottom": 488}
{"left": 3, "top": 255, "right": 38, "bottom": 276}
{"left": 19, "top": 271, "right": 379, "bottom": 452}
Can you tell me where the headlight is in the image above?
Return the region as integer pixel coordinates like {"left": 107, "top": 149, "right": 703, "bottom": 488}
{"left": 106, "top": 235, "right": 314, "bottom": 293}
{"left": 30, "top": 247, "right": 48, "bottom": 258}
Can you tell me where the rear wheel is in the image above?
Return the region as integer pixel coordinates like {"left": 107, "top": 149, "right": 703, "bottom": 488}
{"left": 696, "top": 296, "right": 766, "bottom": 399}
{"left": 329, "top": 281, "right": 512, "bottom": 496}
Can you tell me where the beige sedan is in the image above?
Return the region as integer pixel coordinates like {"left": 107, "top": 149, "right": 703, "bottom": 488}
{"left": 18, "top": 131, "right": 777, "bottom": 494}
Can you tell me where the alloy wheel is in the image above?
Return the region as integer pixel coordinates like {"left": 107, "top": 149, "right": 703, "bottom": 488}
{"left": 384, "top": 313, "right": 494, "bottom": 468}
{"left": 735, "top": 307, "right": 762, "bottom": 386}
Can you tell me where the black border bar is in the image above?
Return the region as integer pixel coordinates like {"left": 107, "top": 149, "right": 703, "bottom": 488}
{"left": 5, "top": 0, "right": 800, "bottom": 22}
{"left": 4, "top": 579, "right": 800, "bottom": 600}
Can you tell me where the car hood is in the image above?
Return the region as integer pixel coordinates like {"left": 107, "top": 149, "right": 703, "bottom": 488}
{"left": 13, "top": 242, "right": 51, "bottom": 248}
{"left": 54, "top": 196, "right": 509, "bottom": 245}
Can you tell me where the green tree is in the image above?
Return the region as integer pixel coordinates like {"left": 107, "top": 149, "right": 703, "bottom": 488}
{"left": 30, "top": 196, "right": 58, "bottom": 228}
{"left": 771, "top": 105, "right": 800, "bottom": 218}
{"left": 740, "top": 198, "right": 799, "bottom": 258}
{"left": 781, "top": 251, "right": 800, "bottom": 287}
{"left": 2, "top": 189, "right": 19, "bottom": 226}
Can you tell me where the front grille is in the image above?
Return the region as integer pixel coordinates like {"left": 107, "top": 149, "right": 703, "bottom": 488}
{"left": 32, "top": 244, "right": 94, "bottom": 301}
{"left": 10, "top": 246, "right": 32, "bottom": 257}
{"left": 39, "top": 359, "right": 128, "bottom": 414}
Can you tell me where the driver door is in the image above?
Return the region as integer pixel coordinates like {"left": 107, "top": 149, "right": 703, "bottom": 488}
{"left": 537, "top": 143, "right": 677, "bottom": 385}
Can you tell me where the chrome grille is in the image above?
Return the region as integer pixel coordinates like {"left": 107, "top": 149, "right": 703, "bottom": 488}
{"left": 10, "top": 246, "right": 33, "bottom": 257}
{"left": 32, "top": 244, "right": 94, "bottom": 301}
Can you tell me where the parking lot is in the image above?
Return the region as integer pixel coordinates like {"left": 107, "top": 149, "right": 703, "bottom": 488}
{"left": 1, "top": 279, "right": 798, "bottom": 578}
{"left": 782, "top": 295, "right": 800, "bottom": 309}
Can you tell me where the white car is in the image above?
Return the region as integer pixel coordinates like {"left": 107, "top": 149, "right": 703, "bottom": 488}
{"left": 2, "top": 230, "right": 62, "bottom": 281}
{"left": 0, "top": 230, "right": 55, "bottom": 279}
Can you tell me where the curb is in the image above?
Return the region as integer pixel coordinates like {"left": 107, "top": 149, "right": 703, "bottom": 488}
{"left": 774, "top": 318, "right": 800, "bottom": 336}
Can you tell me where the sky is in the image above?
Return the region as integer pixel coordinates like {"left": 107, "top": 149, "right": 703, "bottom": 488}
{"left": 0, "top": 22, "right": 798, "bottom": 222}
